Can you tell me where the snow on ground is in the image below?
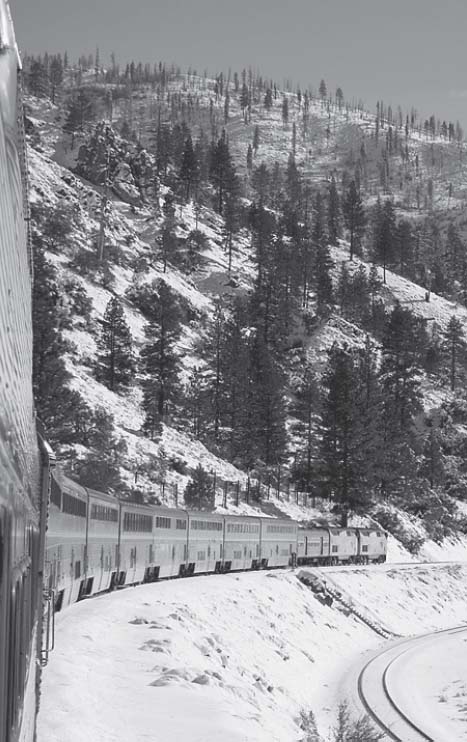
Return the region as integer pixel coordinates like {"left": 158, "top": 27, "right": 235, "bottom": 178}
{"left": 384, "top": 627, "right": 467, "bottom": 740}
{"left": 37, "top": 563, "right": 467, "bottom": 742}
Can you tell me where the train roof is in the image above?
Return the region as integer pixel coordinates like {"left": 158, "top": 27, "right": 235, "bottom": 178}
{"left": 53, "top": 470, "right": 88, "bottom": 501}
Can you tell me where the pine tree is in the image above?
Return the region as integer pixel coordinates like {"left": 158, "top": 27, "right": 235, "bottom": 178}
{"left": 209, "top": 130, "right": 237, "bottom": 215}
{"left": 95, "top": 297, "right": 135, "bottom": 392}
{"left": 179, "top": 135, "right": 198, "bottom": 200}
{"left": 291, "top": 366, "right": 320, "bottom": 494}
{"left": 372, "top": 199, "right": 397, "bottom": 282}
{"left": 184, "top": 465, "right": 214, "bottom": 509}
{"left": 319, "top": 79, "right": 327, "bottom": 100}
{"left": 264, "top": 88, "right": 273, "bottom": 110}
{"left": 335, "top": 87, "right": 344, "bottom": 110}
{"left": 140, "top": 282, "right": 182, "bottom": 436}
{"left": 248, "top": 333, "right": 288, "bottom": 467}
{"left": 320, "top": 345, "right": 358, "bottom": 523}
{"left": 282, "top": 96, "right": 289, "bottom": 125}
{"left": 443, "top": 316, "right": 466, "bottom": 391}
{"left": 28, "top": 58, "right": 49, "bottom": 97}
{"left": 342, "top": 180, "right": 365, "bottom": 260}
{"left": 379, "top": 304, "right": 424, "bottom": 499}
{"left": 32, "top": 235, "right": 90, "bottom": 445}
{"left": 49, "top": 55, "right": 63, "bottom": 105}
{"left": 312, "top": 193, "right": 334, "bottom": 315}
{"left": 327, "top": 175, "right": 341, "bottom": 245}
{"left": 156, "top": 195, "right": 180, "bottom": 272}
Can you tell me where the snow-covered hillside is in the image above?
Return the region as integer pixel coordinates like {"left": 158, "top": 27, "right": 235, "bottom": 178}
{"left": 25, "top": 67, "right": 467, "bottom": 545}
{"left": 37, "top": 562, "right": 467, "bottom": 742}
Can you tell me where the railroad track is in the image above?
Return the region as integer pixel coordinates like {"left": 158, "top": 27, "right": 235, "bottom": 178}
{"left": 357, "top": 626, "right": 467, "bottom": 741}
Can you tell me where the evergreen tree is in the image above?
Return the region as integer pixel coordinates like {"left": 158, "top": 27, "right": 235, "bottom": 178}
{"left": 253, "top": 125, "right": 260, "bottom": 153}
{"left": 372, "top": 199, "right": 397, "bottom": 282}
{"left": 179, "top": 135, "right": 198, "bottom": 200}
{"left": 443, "top": 316, "right": 466, "bottom": 391}
{"left": 342, "top": 180, "right": 365, "bottom": 260}
{"left": 184, "top": 464, "right": 214, "bottom": 509}
{"left": 95, "top": 297, "right": 135, "bottom": 392}
{"left": 320, "top": 343, "right": 381, "bottom": 523}
{"left": 248, "top": 333, "right": 288, "bottom": 466}
{"left": 28, "top": 58, "right": 49, "bottom": 97}
{"left": 312, "top": 193, "right": 334, "bottom": 315}
{"left": 49, "top": 55, "right": 63, "bottom": 104}
{"left": 282, "top": 96, "right": 289, "bottom": 125}
{"left": 327, "top": 175, "right": 341, "bottom": 245}
{"left": 264, "top": 88, "right": 273, "bottom": 110}
{"left": 319, "top": 79, "right": 327, "bottom": 100}
{"left": 379, "top": 304, "right": 424, "bottom": 499}
{"left": 290, "top": 366, "right": 320, "bottom": 494}
{"left": 335, "top": 87, "right": 344, "bottom": 109}
{"left": 209, "top": 130, "right": 237, "bottom": 215}
{"left": 140, "top": 281, "right": 182, "bottom": 436}
{"left": 156, "top": 195, "right": 180, "bottom": 272}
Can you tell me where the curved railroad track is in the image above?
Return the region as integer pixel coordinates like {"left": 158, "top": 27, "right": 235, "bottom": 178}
{"left": 357, "top": 626, "right": 467, "bottom": 741}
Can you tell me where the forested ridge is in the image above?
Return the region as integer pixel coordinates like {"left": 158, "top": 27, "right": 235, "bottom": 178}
{"left": 24, "top": 50, "right": 467, "bottom": 544}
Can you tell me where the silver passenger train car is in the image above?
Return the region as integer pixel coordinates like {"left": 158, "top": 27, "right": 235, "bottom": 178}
{"left": 0, "top": 4, "right": 54, "bottom": 742}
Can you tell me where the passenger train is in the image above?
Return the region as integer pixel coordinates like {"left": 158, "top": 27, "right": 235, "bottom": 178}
{"left": 46, "top": 471, "right": 387, "bottom": 615}
{"left": 0, "top": 4, "right": 387, "bottom": 742}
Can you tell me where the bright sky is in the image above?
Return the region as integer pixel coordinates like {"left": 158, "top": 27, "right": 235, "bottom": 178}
{"left": 12, "top": 0, "right": 467, "bottom": 128}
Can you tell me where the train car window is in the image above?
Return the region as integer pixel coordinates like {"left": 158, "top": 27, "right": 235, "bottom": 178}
{"left": 123, "top": 512, "right": 153, "bottom": 532}
{"left": 191, "top": 520, "right": 222, "bottom": 531}
{"left": 62, "top": 493, "right": 87, "bottom": 517}
{"left": 91, "top": 504, "right": 118, "bottom": 522}
{"left": 155, "top": 516, "right": 171, "bottom": 529}
{"left": 332, "top": 545, "right": 338, "bottom": 553}
{"left": 176, "top": 519, "right": 187, "bottom": 530}
{"left": 362, "top": 545, "right": 368, "bottom": 552}
{"left": 50, "top": 477, "right": 62, "bottom": 508}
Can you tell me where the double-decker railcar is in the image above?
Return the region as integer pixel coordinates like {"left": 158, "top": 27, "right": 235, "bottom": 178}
{"left": 223, "top": 515, "right": 261, "bottom": 571}
{"left": 186, "top": 511, "right": 224, "bottom": 574}
{"left": 85, "top": 485, "right": 120, "bottom": 595}
{"left": 118, "top": 501, "right": 155, "bottom": 586}
{"left": 151, "top": 506, "right": 188, "bottom": 579}
{"left": 259, "top": 518, "right": 298, "bottom": 568}
{"left": 45, "top": 473, "right": 87, "bottom": 610}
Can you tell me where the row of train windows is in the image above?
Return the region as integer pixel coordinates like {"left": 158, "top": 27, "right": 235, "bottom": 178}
{"left": 123, "top": 512, "right": 153, "bottom": 532}
{"left": 227, "top": 523, "right": 259, "bottom": 534}
{"left": 62, "top": 493, "right": 87, "bottom": 518}
{"left": 266, "top": 524, "right": 296, "bottom": 534}
{"left": 190, "top": 520, "right": 223, "bottom": 531}
{"left": 91, "top": 504, "right": 118, "bottom": 522}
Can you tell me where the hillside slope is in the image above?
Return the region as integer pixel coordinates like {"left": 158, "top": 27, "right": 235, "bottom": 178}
{"left": 25, "top": 67, "right": 467, "bottom": 547}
